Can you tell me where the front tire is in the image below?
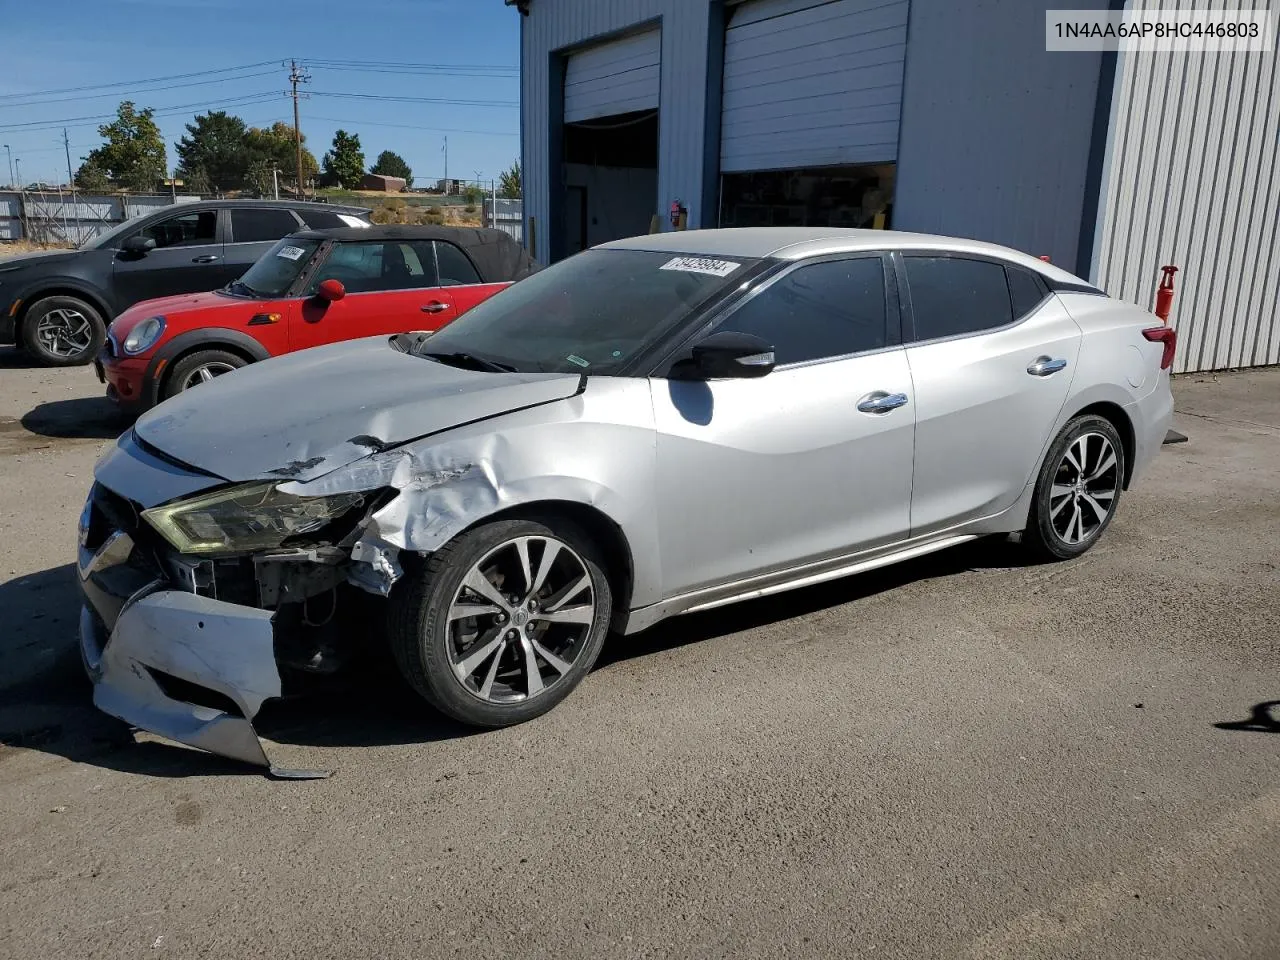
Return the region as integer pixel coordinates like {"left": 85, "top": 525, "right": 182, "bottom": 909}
{"left": 21, "top": 295, "right": 105, "bottom": 366}
{"left": 389, "top": 517, "right": 613, "bottom": 728}
{"left": 162, "top": 349, "right": 248, "bottom": 400}
{"left": 1024, "top": 414, "right": 1125, "bottom": 561}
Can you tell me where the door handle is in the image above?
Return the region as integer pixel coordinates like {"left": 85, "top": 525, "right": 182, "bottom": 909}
{"left": 420, "top": 302, "right": 449, "bottom": 314}
{"left": 191, "top": 255, "right": 220, "bottom": 263}
{"left": 1027, "top": 356, "right": 1068, "bottom": 376}
{"left": 856, "top": 391, "right": 909, "bottom": 414}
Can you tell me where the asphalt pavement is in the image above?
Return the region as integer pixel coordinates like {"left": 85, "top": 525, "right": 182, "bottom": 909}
{"left": 1, "top": 348, "right": 1278, "bottom": 960}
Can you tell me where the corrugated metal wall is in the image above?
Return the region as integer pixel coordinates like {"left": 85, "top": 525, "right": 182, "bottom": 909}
{"left": 720, "top": 0, "right": 909, "bottom": 172}
{"left": 520, "top": 0, "right": 716, "bottom": 265}
{"left": 893, "top": 0, "right": 1108, "bottom": 270}
{"left": 1093, "top": 0, "right": 1280, "bottom": 373}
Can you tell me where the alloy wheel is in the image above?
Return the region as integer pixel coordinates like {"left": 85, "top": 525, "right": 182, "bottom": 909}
{"left": 1049, "top": 432, "right": 1120, "bottom": 546}
{"left": 446, "top": 535, "right": 595, "bottom": 704}
{"left": 35, "top": 307, "right": 94, "bottom": 358}
{"left": 180, "top": 361, "right": 238, "bottom": 390}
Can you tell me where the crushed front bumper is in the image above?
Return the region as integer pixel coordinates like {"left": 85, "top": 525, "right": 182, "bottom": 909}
{"left": 77, "top": 484, "right": 298, "bottom": 773}
{"left": 80, "top": 587, "right": 280, "bottom": 768}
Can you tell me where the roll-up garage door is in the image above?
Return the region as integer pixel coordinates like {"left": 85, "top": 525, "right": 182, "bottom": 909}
{"left": 720, "top": 0, "right": 909, "bottom": 173}
{"left": 564, "top": 28, "right": 661, "bottom": 124}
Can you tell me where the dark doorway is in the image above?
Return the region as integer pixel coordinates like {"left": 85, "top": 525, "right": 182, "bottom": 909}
{"left": 558, "top": 109, "right": 659, "bottom": 258}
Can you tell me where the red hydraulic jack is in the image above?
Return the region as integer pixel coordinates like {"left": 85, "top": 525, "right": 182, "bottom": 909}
{"left": 1154, "top": 265, "right": 1188, "bottom": 446}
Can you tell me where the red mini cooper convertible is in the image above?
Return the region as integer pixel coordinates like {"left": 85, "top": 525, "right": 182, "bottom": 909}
{"left": 97, "top": 225, "right": 538, "bottom": 411}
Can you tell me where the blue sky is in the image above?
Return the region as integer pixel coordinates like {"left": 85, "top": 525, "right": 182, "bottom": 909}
{"left": 0, "top": 0, "right": 521, "bottom": 188}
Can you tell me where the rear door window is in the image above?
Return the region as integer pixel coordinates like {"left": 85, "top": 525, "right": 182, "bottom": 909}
{"left": 230, "top": 208, "right": 302, "bottom": 243}
{"left": 904, "top": 256, "right": 1014, "bottom": 342}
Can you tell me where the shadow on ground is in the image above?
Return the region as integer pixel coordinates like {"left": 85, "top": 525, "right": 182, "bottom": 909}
{"left": 21, "top": 397, "right": 131, "bottom": 440}
{"left": 2, "top": 536, "right": 1036, "bottom": 778}
{"left": 1215, "top": 701, "right": 1280, "bottom": 734}
{"left": 0, "top": 346, "right": 42, "bottom": 370}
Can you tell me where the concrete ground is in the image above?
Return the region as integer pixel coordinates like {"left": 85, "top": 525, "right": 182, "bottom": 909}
{"left": 1, "top": 349, "right": 1277, "bottom": 960}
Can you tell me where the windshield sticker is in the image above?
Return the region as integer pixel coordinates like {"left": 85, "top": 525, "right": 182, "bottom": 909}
{"left": 276, "top": 245, "right": 306, "bottom": 261}
{"left": 566, "top": 354, "right": 590, "bottom": 368}
{"left": 659, "top": 256, "right": 741, "bottom": 278}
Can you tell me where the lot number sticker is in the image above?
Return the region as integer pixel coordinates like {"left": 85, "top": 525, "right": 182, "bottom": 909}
{"left": 659, "top": 256, "right": 741, "bottom": 278}
{"left": 277, "top": 245, "right": 306, "bottom": 261}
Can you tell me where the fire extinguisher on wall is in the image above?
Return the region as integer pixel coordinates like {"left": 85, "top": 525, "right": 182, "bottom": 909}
{"left": 669, "top": 199, "right": 687, "bottom": 231}
{"left": 1154, "top": 265, "right": 1178, "bottom": 323}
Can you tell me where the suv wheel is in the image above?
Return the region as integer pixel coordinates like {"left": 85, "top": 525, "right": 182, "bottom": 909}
{"left": 21, "top": 295, "right": 105, "bottom": 366}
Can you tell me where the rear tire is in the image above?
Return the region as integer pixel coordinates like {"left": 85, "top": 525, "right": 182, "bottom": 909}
{"left": 1023, "top": 414, "right": 1125, "bottom": 561}
{"left": 388, "top": 517, "right": 613, "bottom": 728}
{"left": 21, "top": 295, "right": 105, "bottom": 366}
{"left": 162, "top": 349, "right": 248, "bottom": 400}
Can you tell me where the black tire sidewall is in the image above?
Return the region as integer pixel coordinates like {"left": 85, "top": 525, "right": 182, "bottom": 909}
{"left": 1028, "top": 414, "right": 1125, "bottom": 560}
{"left": 394, "top": 517, "right": 613, "bottom": 728}
{"left": 21, "top": 295, "right": 105, "bottom": 366}
{"left": 163, "top": 349, "right": 247, "bottom": 400}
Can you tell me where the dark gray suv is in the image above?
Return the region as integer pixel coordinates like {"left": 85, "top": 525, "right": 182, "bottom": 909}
{"left": 0, "top": 199, "right": 371, "bottom": 366}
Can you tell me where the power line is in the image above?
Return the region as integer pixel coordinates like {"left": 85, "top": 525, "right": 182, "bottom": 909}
{"left": 304, "top": 58, "right": 516, "bottom": 73}
{"left": 0, "top": 92, "right": 283, "bottom": 133}
{"left": 308, "top": 91, "right": 517, "bottom": 107}
{"left": 304, "top": 115, "right": 518, "bottom": 137}
{"left": 0, "top": 60, "right": 280, "bottom": 102}
{"left": 0, "top": 70, "right": 281, "bottom": 110}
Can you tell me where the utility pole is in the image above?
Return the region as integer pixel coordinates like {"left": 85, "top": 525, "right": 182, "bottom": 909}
{"left": 3, "top": 144, "right": 13, "bottom": 190}
{"left": 62, "top": 128, "right": 74, "bottom": 187}
{"left": 14, "top": 158, "right": 21, "bottom": 191}
{"left": 288, "top": 59, "right": 310, "bottom": 198}
{"left": 443, "top": 136, "right": 448, "bottom": 192}
{"left": 272, "top": 167, "right": 280, "bottom": 200}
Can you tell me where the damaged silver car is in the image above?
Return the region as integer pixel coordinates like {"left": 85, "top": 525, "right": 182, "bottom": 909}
{"left": 78, "top": 228, "right": 1176, "bottom": 769}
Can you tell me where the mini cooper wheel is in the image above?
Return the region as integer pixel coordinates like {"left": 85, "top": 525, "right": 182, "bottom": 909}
{"left": 1024, "top": 414, "right": 1125, "bottom": 561}
{"left": 389, "top": 517, "right": 613, "bottom": 728}
{"left": 163, "top": 349, "right": 248, "bottom": 400}
{"left": 21, "top": 295, "right": 105, "bottom": 366}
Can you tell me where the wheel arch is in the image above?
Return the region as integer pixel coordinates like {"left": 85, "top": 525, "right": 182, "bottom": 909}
{"left": 452, "top": 500, "right": 636, "bottom": 632}
{"left": 1067, "top": 400, "right": 1136, "bottom": 489}
{"left": 145, "top": 328, "right": 271, "bottom": 404}
{"left": 16, "top": 284, "right": 112, "bottom": 339}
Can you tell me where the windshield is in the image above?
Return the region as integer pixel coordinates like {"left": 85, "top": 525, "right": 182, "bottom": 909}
{"left": 415, "top": 249, "right": 757, "bottom": 375}
{"left": 231, "top": 237, "right": 321, "bottom": 298}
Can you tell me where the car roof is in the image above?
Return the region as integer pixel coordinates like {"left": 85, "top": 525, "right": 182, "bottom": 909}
{"left": 602, "top": 227, "right": 1089, "bottom": 285}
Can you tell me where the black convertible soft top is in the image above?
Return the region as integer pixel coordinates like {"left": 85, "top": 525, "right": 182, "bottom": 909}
{"left": 289, "top": 225, "right": 540, "bottom": 284}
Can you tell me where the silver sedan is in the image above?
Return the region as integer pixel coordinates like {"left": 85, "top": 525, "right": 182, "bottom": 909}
{"left": 77, "top": 228, "right": 1175, "bottom": 770}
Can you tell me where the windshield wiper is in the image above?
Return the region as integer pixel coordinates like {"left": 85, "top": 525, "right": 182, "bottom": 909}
{"left": 225, "top": 279, "right": 261, "bottom": 298}
{"left": 421, "top": 351, "right": 517, "bottom": 373}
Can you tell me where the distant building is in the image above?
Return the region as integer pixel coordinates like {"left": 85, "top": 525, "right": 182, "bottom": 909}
{"left": 436, "top": 179, "right": 462, "bottom": 195}
{"left": 512, "top": 0, "right": 1280, "bottom": 373}
{"left": 360, "top": 174, "right": 407, "bottom": 193}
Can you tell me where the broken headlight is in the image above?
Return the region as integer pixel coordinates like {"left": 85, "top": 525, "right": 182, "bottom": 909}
{"left": 142, "top": 482, "right": 365, "bottom": 555}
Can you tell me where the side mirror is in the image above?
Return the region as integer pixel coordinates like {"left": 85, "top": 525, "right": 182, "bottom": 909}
{"left": 316, "top": 278, "right": 346, "bottom": 302}
{"left": 690, "top": 330, "right": 776, "bottom": 379}
{"left": 121, "top": 235, "right": 156, "bottom": 254}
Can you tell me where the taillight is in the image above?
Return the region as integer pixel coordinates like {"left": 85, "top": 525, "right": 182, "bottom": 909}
{"left": 1143, "top": 326, "right": 1177, "bottom": 370}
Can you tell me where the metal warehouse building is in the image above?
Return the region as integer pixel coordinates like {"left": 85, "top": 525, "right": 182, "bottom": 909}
{"left": 508, "top": 0, "right": 1279, "bottom": 373}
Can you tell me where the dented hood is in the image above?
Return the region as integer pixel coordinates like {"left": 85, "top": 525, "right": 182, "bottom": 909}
{"left": 133, "top": 336, "right": 582, "bottom": 483}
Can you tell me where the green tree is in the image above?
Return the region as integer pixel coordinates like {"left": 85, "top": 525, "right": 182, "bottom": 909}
{"left": 73, "top": 159, "right": 111, "bottom": 193}
{"left": 463, "top": 183, "right": 484, "bottom": 207}
{"left": 175, "top": 110, "right": 248, "bottom": 192}
{"left": 322, "top": 130, "right": 366, "bottom": 190}
{"left": 370, "top": 150, "right": 412, "bottom": 188}
{"left": 244, "top": 122, "right": 318, "bottom": 195}
{"left": 498, "top": 159, "right": 521, "bottom": 199}
{"left": 81, "top": 101, "right": 167, "bottom": 192}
